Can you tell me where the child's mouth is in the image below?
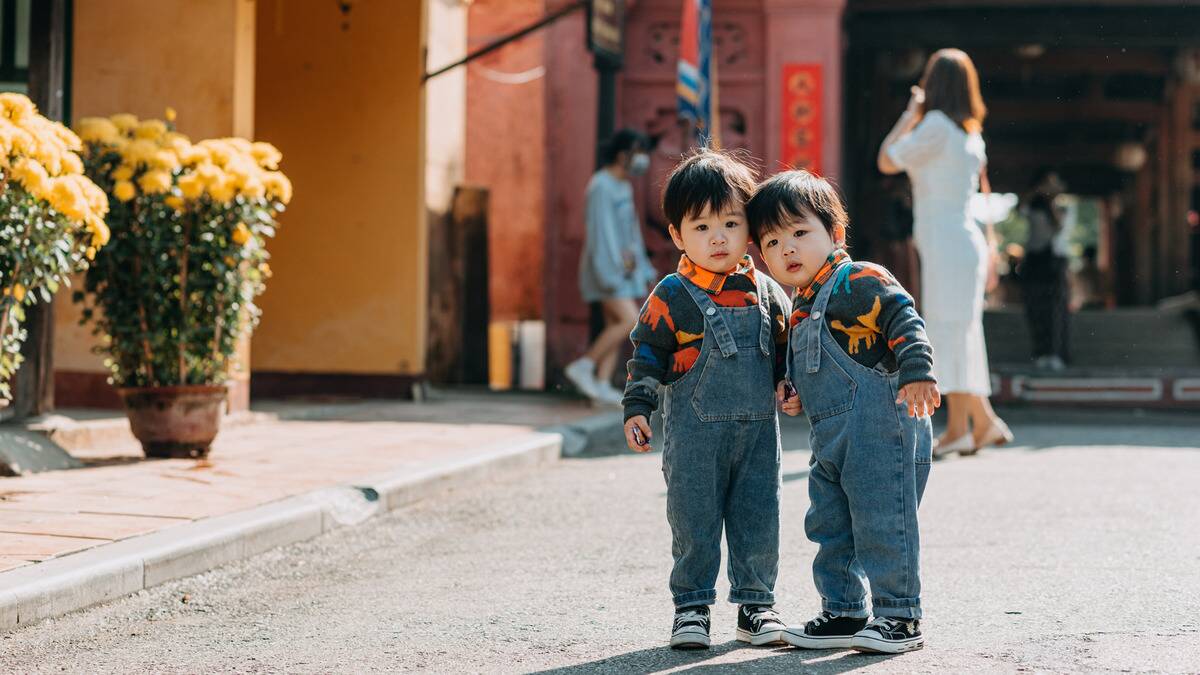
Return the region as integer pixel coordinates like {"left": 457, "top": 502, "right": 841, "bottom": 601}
{"left": 787, "top": 262, "right": 802, "bottom": 272}
{"left": 710, "top": 252, "right": 728, "bottom": 259}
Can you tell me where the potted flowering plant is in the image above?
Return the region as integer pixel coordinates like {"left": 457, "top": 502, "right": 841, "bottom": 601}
{"left": 0, "top": 93, "right": 110, "bottom": 405}
{"left": 73, "top": 110, "right": 291, "bottom": 458}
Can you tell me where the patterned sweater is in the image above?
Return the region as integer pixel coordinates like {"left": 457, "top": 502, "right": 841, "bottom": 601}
{"left": 792, "top": 250, "right": 935, "bottom": 388}
{"left": 622, "top": 254, "right": 791, "bottom": 422}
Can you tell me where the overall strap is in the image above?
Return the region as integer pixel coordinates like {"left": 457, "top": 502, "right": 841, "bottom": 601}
{"left": 805, "top": 261, "right": 852, "bottom": 374}
{"left": 675, "top": 273, "right": 738, "bottom": 358}
{"left": 752, "top": 270, "right": 772, "bottom": 357}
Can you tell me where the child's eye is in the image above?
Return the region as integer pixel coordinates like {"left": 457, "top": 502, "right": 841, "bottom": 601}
{"left": 695, "top": 223, "right": 708, "bottom": 231}
{"left": 725, "top": 221, "right": 740, "bottom": 228}
{"left": 794, "top": 229, "right": 806, "bottom": 238}
{"left": 765, "top": 239, "right": 777, "bottom": 248}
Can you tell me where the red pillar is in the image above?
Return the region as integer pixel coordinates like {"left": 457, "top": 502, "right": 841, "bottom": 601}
{"left": 764, "top": 0, "right": 846, "bottom": 179}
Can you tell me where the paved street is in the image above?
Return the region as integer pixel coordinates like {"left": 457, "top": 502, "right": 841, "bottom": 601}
{"left": 2, "top": 412, "right": 1199, "bottom": 673}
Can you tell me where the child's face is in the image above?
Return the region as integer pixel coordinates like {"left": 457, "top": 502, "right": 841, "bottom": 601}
{"left": 759, "top": 209, "right": 840, "bottom": 290}
{"left": 668, "top": 203, "right": 750, "bottom": 274}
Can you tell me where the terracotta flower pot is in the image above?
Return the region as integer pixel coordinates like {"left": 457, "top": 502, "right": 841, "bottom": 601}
{"left": 117, "top": 385, "right": 228, "bottom": 459}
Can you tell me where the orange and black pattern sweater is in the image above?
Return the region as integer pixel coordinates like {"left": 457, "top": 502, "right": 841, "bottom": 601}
{"left": 792, "top": 249, "right": 935, "bottom": 389}
{"left": 622, "top": 254, "right": 790, "bottom": 422}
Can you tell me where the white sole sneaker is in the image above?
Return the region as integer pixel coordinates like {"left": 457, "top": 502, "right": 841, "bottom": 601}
{"left": 670, "top": 628, "right": 710, "bottom": 649}
{"left": 850, "top": 633, "right": 924, "bottom": 654}
{"left": 781, "top": 629, "right": 855, "bottom": 649}
{"left": 735, "top": 627, "right": 786, "bottom": 646}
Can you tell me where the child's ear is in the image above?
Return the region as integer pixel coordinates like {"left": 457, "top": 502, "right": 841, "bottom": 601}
{"left": 668, "top": 223, "right": 685, "bottom": 251}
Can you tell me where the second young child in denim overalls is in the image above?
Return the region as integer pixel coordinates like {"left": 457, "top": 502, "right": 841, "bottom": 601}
{"left": 747, "top": 170, "right": 940, "bottom": 655}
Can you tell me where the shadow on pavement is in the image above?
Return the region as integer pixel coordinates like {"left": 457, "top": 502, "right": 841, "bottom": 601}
{"left": 531, "top": 643, "right": 900, "bottom": 674}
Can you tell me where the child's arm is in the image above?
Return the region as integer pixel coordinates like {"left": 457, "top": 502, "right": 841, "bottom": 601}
{"left": 763, "top": 277, "right": 792, "bottom": 384}
{"left": 856, "top": 264, "right": 940, "bottom": 416}
{"left": 622, "top": 280, "right": 680, "bottom": 448}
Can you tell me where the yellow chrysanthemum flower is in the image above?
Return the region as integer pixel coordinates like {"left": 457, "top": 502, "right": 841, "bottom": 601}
{"left": 198, "top": 139, "right": 234, "bottom": 166}
{"left": 151, "top": 149, "right": 180, "bottom": 171}
{"left": 109, "top": 113, "right": 138, "bottom": 133}
{"left": 10, "top": 157, "right": 50, "bottom": 197}
{"left": 240, "top": 176, "right": 266, "bottom": 200}
{"left": 85, "top": 246, "right": 96, "bottom": 261}
{"left": 60, "top": 151, "right": 84, "bottom": 175}
{"left": 114, "top": 180, "right": 137, "bottom": 202}
{"left": 262, "top": 171, "right": 293, "bottom": 205}
{"left": 232, "top": 222, "right": 252, "bottom": 246}
{"left": 164, "top": 195, "right": 184, "bottom": 211}
{"left": 48, "top": 177, "right": 88, "bottom": 223}
{"left": 196, "top": 162, "right": 225, "bottom": 185}
{"left": 177, "top": 172, "right": 205, "bottom": 200}
{"left": 87, "top": 216, "right": 111, "bottom": 247}
{"left": 259, "top": 263, "right": 272, "bottom": 278}
{"left": 134, "top": 119, "right": 167, "bottom": 140}
{"left": 6, "top": 284, "right": 27, "bottom": 302}
{"left": 122, "top": 139, "right": 159, "bottom": 166}
{"left": 76, "top": 117, "right": 120, "bottom": 145}
{"left": 77, "top": 177, "right": 109, "bottom": 216}
{"left": 137, "top": 169, "right": 172, "bottom": 195}
{"left": 180, "top": 145, "right": 210, "bottom": 166}
{"left": 163, "top": 132, "right": 191, "bottom": 154}
{"left": 111, "top": 164, "right": 135, "bottom": 181}
{"left": 165, "top": 107, "right": 177, "bottom": 122}
{"left": 207, "top": 176, "right": 237, "bottom": 203}
{"left": 249, "top": 142, "right": 282, "bottom": 170}
{"left": 224, "top": 137, "right": 253, "bottom": 154}
{"left": 48, "top": 121, "right": 82, "bottom": 151}
{"left": 0, "top": 93, "right": 35, "bottom": 122}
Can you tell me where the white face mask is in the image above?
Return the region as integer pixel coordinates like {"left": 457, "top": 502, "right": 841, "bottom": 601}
{"left": 629, "top": 153, "right": 650, "bottom": 177}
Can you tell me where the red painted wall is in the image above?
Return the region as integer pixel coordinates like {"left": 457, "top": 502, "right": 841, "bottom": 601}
{"left": 466, "top": 0, "right": 548, "bottom": 322}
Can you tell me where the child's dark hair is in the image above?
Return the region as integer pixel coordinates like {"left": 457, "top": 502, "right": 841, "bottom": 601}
{"left": 602, "top": 129, "right": 649, "bottom": 166}
{"left": 661, "top": 149, "right": 758, "bottom": 228}
{"left": 746, "top": 170, "right": 849, "bottom": 245}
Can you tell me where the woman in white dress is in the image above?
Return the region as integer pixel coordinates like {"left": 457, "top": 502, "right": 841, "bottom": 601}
{"left": 877, "top": 49, "right": 1012, "bottom": 456}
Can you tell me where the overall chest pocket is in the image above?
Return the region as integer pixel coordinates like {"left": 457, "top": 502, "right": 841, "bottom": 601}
{"left": 795, "top": 340, "right": 857, "bottom": 423}
{"left": 691, "top": 343, "right": 775, "bottom": 422}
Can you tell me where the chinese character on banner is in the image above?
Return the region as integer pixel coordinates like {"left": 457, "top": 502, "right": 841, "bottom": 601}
{"left": 781, "top": 64, "right": 822, "bottom": 174}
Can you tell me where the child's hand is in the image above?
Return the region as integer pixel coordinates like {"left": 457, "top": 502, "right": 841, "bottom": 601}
{"left": 777, "top": 381, "right": 803, "bottom": 417}
{"left": 897, "top": 381, "right": 941, "bottom": 418}
{"left": 624, "top": 415, "right": 653, "bottom": 453}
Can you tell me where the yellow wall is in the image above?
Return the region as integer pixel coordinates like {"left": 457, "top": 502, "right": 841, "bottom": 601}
{"left": 56, "top": 0, "right": 256, "bottom": 373}
{"left": 251, "top": 0, "right": 427, "bottom": 375}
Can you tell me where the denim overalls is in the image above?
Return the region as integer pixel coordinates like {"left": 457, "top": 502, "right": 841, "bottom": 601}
{"left": 790, "top": 261, "right": 933, "bottom": 620}
{"left": 661, "top": 272, "right": 781, "bottom": 609}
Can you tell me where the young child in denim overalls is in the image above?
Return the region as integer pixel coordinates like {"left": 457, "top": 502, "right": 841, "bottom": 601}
{"left": 621, "top": 150, "right": 793, "bottom": 650}
{"left": 746, "top": 170, "right": 941, "bottom": 654}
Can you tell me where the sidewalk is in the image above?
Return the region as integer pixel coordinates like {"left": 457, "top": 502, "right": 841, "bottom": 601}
{"left": 0, "top": 389, "right": 608, "bottom": 630}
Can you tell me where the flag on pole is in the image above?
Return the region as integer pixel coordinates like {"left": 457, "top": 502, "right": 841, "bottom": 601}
{"left": 677, "top": 0, "right": 718, "bottom": 147}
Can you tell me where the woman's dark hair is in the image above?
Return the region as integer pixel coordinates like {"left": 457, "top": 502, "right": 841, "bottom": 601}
{"left": 602, "top": 129, "right": 649, "bottom": 166}
{"left": 746, "top": 170, "right": 849, "bottom": 245}
{"left": 919, "top": 48, "right": 987, "bottom": 134}
{"left": 660, "top": 149, "right": 758, "bottom": 228}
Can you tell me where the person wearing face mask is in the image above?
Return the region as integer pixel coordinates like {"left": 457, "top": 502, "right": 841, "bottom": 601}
{"left": 565, "top": 129, "right": 658, "bottom": 404}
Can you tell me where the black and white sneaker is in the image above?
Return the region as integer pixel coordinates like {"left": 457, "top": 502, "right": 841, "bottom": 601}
{"left": 670, "top": 605, "right": 711, "bottom": 649}
{"left": 850, "top": 617, "right": 924, "bottom": 653}
{"left": 735, "top": 604, "right": 786, "bottom": 646}
{"left": 782, "top": 610, "right": 868, "bottom": 649}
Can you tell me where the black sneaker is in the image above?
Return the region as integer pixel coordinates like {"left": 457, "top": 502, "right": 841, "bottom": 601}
{"left": 670, "top": 605, "right": 711, "bottom": 649}
{"left": 735, "top": 604, "right": 786, "bottom": 646}
{"left": 850, "top": 616, "right": 924, "bottom": 653}
{"left": 782, "top": 610, "right": 869, "bottom": 649}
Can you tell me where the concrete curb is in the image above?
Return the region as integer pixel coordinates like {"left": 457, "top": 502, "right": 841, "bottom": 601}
{"left": 0, "top": 430, "right": 561, "bottom": 632}
{"left": 540, "top": 410, "right": 625, "bottom": 458}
